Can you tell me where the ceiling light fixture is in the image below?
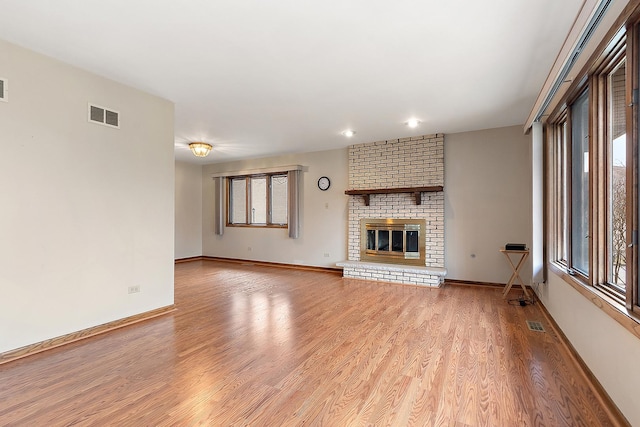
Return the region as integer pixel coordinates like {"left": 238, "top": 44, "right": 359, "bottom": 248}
{"left": 342, "top": 130, "right": 356, "bottom": 137}
{"left": 189, "top": 142, "right": 213, "bottom": 157}
{"left": 405, "top": 119, "right": 421, "bottom": 128}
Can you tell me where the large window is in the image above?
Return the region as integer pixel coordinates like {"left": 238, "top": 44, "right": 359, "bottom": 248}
{"left": 548, "top": 26, "right": 638, "bottom": 313}
{"left": 571, "top": 91, "right": 590, "bottom": 277}
{"left": 550, "top": 116, "right": 569, "bottom": 265}
{"left": 228, "top": 173, "right": 288, "bottom": 227}
{"left": 607, "top": 59, "right": 627, "bottom": 293}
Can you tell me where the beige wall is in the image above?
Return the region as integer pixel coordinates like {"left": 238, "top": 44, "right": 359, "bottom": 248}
{"left": 175, "top": 161, "right": 203, "bottom": 259}
{"left": 444, "top": 125, "right": 533, "bottom": 284}
{"left": 0, "top": 39, "right": 175, "bottom": 353}
{"left": 538, "top": 275, "right": 640, "bottom": 425}
{"left": 202, "top": 148, "right": 348, "bottom": 267}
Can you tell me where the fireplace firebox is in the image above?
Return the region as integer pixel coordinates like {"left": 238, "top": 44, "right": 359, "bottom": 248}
{"left": 360, "top": 218, "right": 426, "bottom": 266}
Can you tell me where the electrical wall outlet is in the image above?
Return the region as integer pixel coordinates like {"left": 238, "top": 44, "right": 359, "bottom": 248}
{"left": 128, "top": 285, "right": 141, "bottom": 294}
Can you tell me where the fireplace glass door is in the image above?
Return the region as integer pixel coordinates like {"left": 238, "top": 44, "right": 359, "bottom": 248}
{"left": 361, "top": 219, "right": 426, "bottom": 265}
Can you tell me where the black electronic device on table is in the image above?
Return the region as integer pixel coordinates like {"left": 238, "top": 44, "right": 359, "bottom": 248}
{"left": 505, "top": 243, "right": 527, "bottom": 251}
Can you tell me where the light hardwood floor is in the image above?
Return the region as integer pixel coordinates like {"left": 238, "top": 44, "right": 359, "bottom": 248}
{"left": 0, "top": 260, "right": 625, "bottom": 426}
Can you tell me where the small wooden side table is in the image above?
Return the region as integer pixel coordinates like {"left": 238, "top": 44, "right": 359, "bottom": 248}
{"left": 500, "top": 249, "right": 530, "bottom": 299}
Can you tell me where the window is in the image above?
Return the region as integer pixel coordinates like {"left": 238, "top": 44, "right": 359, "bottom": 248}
{"left": 228, "top": 173, "right": 288, "bottom": 227}
{"left": 270, "top": 175, "right": 288, "bottom": 224}
{"left": 571, "top": 91, "right": 590, "bottom": 277}
{"left": 607, "top": 59, "right": 627, "bottom": 293}
{"left": 229, "top": 178, "right": 247, "bottom": 224}
{"left": 547, "top": 26, "right": 638, "bottom": 312}
{"left": 550, "top": 92, "right": 590, "bottom": 278}
{"left": 550, "top": 114, "right": 569, "bottom": 266}
{"left": 556, "top": 119, "right": 569, "bottom": 264}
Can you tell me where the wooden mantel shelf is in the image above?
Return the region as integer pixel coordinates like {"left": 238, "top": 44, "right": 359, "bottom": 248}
{"left": 344, "top": 186, "right": 444, "bottom": 206}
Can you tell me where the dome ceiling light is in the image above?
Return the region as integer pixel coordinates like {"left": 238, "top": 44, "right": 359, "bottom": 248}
{"left": 189, "top": 142, "right": 213, "bottom": 157}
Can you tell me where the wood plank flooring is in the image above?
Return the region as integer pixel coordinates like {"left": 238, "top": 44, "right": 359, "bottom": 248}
{"left": 0, "top": 260, "right": 623, "bottom": 426}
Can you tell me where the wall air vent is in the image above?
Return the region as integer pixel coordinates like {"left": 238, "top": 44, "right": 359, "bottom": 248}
{"left": 0, "top": 77, "right": 7, "bottom": 102}
{"left": 88, "top": 103, "right": 119, "bottom": 128}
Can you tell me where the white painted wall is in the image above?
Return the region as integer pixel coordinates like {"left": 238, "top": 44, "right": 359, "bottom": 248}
{"left": 538, "top": 275, "right": 640, "bottom": 425}
{"left": 444, "top": 125, "right": 532, "bottom": 284}
{"left": 202, "top": 148, "right": 348, "bottom": 267}
{"left": 175, "top": 161, "right": 202, "bottom": 259}
{"left": 0, "top": 39, "right": 175, "bottom": 353}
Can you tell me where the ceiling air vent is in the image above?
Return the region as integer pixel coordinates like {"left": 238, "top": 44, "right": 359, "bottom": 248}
{"left": 88, "top": 103, "right": 119, "bottom": 128}
{"left": 0, "top": 77, "right": 7, "bottom": 102}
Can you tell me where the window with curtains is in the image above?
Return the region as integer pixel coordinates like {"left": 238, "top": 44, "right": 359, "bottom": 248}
{"left": 547, "top": 25, "right": 638, "bottom": 312}
{"left": 227, "top": 173, "right": 288, "bottom": 227}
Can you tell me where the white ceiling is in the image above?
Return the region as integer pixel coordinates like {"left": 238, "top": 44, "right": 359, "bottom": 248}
{"left": 0, "top": 0, "right": 584, "bottom": 164}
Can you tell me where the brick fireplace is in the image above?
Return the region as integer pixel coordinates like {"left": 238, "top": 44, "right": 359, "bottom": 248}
{"left": 337, "top": 134, "right": 446, "bottom": 287}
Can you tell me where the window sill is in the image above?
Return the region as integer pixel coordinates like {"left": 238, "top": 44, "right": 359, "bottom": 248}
{"left": 549, "top": 262, "right": 640, "bottom": 340}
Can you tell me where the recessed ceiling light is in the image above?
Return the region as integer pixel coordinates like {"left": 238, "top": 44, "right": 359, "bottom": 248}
{"left": 405, "top": 119, "right": 421, "bottom": 128}
{"left": 342, "top": 130, "right": 356, "bottom": 137}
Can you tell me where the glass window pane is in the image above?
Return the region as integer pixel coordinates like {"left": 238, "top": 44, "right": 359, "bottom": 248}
{"left": 608, "top": 61, "right": 627, "bottom": 289}
{"left": 391, "top": 230, "right": 403, "bottom": 252}
{"left": 406, "top": 230, "right": 419, "bottom": 252}
{"left": 378, "top": 231, "right": 389, "bottom": 251}
{"left": 230, "top": 178, "right": 247, "bottom": 224}
{"left": 559, "top": 121, "right": 569, "bottom": 262}
{"left": 271, "top": 175, "right": 288, "bottom": 225}
{"left": 571, "top": 91, "right": 590, "bottom": 275}
{"left": 367, "top": 230, "right": 376, "bottom": 250}
{"left": 250, "top": 177, "right": 267, "bottom": 224}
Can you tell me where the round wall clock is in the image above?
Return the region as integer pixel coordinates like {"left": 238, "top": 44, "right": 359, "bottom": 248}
{"left": 317, "top": 176, "right": 331, "bottom": 191}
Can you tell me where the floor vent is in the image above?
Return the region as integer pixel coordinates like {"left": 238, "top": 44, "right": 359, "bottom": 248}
{"left": 526, "top": 320, "right": 545, "bottom": 332}
{"left": 0, "top": 77, "right": 7, "bottom": 102}
{"left": 88, "top": 103, "right": 119, "bottom": 128}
